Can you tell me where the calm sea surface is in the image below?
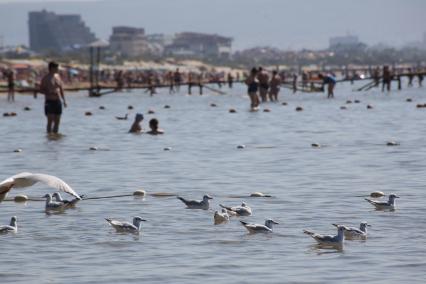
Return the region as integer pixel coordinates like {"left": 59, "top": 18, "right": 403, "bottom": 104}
{"left": 1, "top": 82, "right": 425, "bottom": 283}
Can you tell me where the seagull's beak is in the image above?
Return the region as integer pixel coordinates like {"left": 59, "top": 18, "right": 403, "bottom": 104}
{"left": 395, "top": 195, "right": 400, "bottom": 198}
{"left": 332, "top": 223, "right": 339, "bottom": 227}
{"left": 272, "top": 220, "right": 279, "bottom": 224}
{"left": 367, "top": 224, "right": 372, "bottom": 227}
{"left": 141, "top": 219, "right": 147, "bottom": 222}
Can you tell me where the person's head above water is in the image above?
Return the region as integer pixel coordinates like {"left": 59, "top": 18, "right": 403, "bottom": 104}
{"left": 149, "top": 118, "right": 158, "bottom": 130}
{"left": 135, "top": 113, "right": 144, "bottom": 122}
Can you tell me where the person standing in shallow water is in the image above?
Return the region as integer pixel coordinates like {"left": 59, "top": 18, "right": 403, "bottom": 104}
{"left": 39, "top": 61, "right": 67, "bottom": 134}
{"left": 318, "top": 73, "right": 336, "bottom": 99}
{"left": 257, "top": 67, "right": 269, "bottom": 102}
{"left": 269, "top": 70, "right": 281, "bottom": 102}
{"left": 245, "top": 67, "right": 260, "bottom": 110}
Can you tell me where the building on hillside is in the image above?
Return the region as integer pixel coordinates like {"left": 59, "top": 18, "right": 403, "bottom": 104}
{"left": 164, "top": 32, "right": 232, "bottom": 59}
{"left": 329, "top": 35, "right": 360, "bottom": 50}
{"left": 109, "top": 26, "right": 150, "bottom": 58}
{"left": 28, "top": 10, "right": 96, "bottom": 52}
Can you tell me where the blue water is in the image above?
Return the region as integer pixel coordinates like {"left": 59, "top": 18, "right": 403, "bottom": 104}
{"left": 1, "top": 82, "right": 425, "bottom": 283}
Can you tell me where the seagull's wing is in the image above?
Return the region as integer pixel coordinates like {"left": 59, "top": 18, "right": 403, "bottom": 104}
{"left": 0, "top": 178, "right": 15, "bottom": 192}
{"left": 12, "top": 173, "right": 81, "bottom": 199}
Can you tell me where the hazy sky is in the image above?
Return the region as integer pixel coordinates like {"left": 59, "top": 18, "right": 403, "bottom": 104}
{"left": 0, "top": 0, "right": 425, "bottom": 50}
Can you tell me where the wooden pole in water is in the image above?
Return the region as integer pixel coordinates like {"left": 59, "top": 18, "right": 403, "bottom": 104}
{"left": 89, "top": 46, "right": 94, "bottom": 97}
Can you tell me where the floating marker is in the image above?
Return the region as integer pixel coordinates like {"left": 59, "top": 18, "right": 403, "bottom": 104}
{"left": 386, "top": 141, "right": 400, "bottom": 146}
{"left": 14, "top": 195, "right": 28, "bottom": 202}
{"left": 133, "top": 190, "right": 146, "bottom": 197}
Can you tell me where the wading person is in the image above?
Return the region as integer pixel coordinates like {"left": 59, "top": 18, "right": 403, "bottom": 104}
{"left": 257, "top": 67, "right": 269, "bottom": 102}
{"left": 39, "top": 61, "right": 67, "bottom": 134}
{"left": 245, "top": 67, "right": 260, "bottom": 111}
{"left": 269, "top": 70, "right": 281, "bottom": 102}
{"left": 6, "top": 69, "right": 15, "bottom": 102}
{"left": 318, "top": 73, "right": 336, "bottom": 99}
{"left": 382, "top": 65, "right": 392, "bottom": 92}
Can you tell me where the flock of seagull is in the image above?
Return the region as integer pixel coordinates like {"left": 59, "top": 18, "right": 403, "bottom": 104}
{"left": 0, "top": 171, "right": 400, "bottom": 249}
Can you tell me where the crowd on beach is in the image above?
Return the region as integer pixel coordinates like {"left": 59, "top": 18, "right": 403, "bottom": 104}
{"left": 1, "top": 60, "right": 425, "bottom": 133}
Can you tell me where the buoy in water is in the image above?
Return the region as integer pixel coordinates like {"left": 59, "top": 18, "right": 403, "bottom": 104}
{"left": 229, "top": 108, "right": 237, "bottom": 113}
{"left": 367, "top": 105, "right": 373, "bottom": 109}
{"left": 85, "top": 111, "right": 93, "bottom": 116}
{"left": 99, "top": 106, "right": 106, "bottom": 110}
{"left": 14, "top": 195, "right": 28, "bottom": 202}
{"left": 250, "top": 192, "right": 271, "bottom": 197}
{"left": 311, "top": 143, "right": 321, "bottom": 148}
{"left": 406, "top": 98, "right": 412, "bottom": 102}
{"left": 295, "top": 106, "right": 303, "bottom": 112}
{"left": 24, "top": 106, "right": 31, "bottom": 111}
{"left": 370, "top": 191, "right": 385, "bottom": 198}
{"left": 164, "top": 105, "right": 171, "bottom": 109}
{"left": 133, "top": 190, "right": 146, "bottom": 197}
{"left": 386, "top": 141, "right": 400, "bottom": 146}
{"left": 210, "top": 103, "right": 217, "bottom": 107}
{"left": 163, "top": 147, "right": 172, "bottom": 151}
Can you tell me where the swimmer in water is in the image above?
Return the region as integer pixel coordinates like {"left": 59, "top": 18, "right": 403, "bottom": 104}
{"left": 147, "top": 118, "right": 164, "bottom": 135}
{"left": 129, "top": 113, "right": 144, "bottom": 133}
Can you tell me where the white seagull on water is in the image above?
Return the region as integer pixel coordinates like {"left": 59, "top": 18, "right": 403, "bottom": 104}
{"left": 214, "top": 209, "right": 230, "bottom": 225}
{"left": 177, "top": 195, "right": 213, "bottom": 210}
{"left": 0, "top": 172, "right": 81, "bottom": 203}
{"left": 365, "top": 194, "right": 399, "bottom": 210}
{"left": 240, "top": 219, "right": 279, "bottom": 234}
{"left": 105, "top": 216, "right": 147, "bottom": 234}
{"left": 0, "top": 216, "right": 17, "bottom": 234}
{"left": 304, "top": 225, "right": 345, "bottom": 246}
{"left": 43, "top": 193, "right": 70, "bottom": 212}
{"left": 333, "top": 222, "right": 370, "bottom": 240}
{"left": 220, "top": 202, "right": 252, "bottom": 216}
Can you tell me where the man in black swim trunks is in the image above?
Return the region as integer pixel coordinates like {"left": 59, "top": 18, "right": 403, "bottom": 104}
{"left": 39, "top": 61, "right": 67, "bottom": 134}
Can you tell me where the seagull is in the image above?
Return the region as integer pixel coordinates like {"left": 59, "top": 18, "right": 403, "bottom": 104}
{"left": 240, "top": 219, "right": 279, "bottom": 234}
{"left": 303, "top": 225, "right": 345, "bottom": 245}
{"left": 333, "top": 222, "right": 370, "bottom": 239}
{"left": 52, "top": 192, "right": 82, "bottom": 207}
{"left": 365, "top": 194, "right": 399, "bottom": 210}
{"left": 0, "top": 172, "right": 81, "bottom": 203}
{"left": 0, "top": 216, "right": 17, "bottom": 234}
{"left": 115, "top": 114, "right": 128, "bottom": 120}
{"left": 105, "top": 216, "right": 146, "bottom": 234}
{"left": 220, "top": 202, "right": 252, "bottom": 216}
{"left": 177, "top": 195, "right": 212, "bottom": 210}
{"left": 43, "top": 193, "right": 70, "bottom": 212}
{"left": 214, "top": 209, "right": 229, "bottom": 225}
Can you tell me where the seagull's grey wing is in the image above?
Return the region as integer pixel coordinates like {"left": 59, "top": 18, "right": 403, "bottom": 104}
{"left": 13, "top": 173, "right": 81, "bottom": 199}
{"left": 120, "top": 222, "right": 138, "bottom": 231}
{"left": 317, "top": 235, "right": 336, "bottom": 242}
{"left": 106, "top": 219, "right": 124, "bottom": 227}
